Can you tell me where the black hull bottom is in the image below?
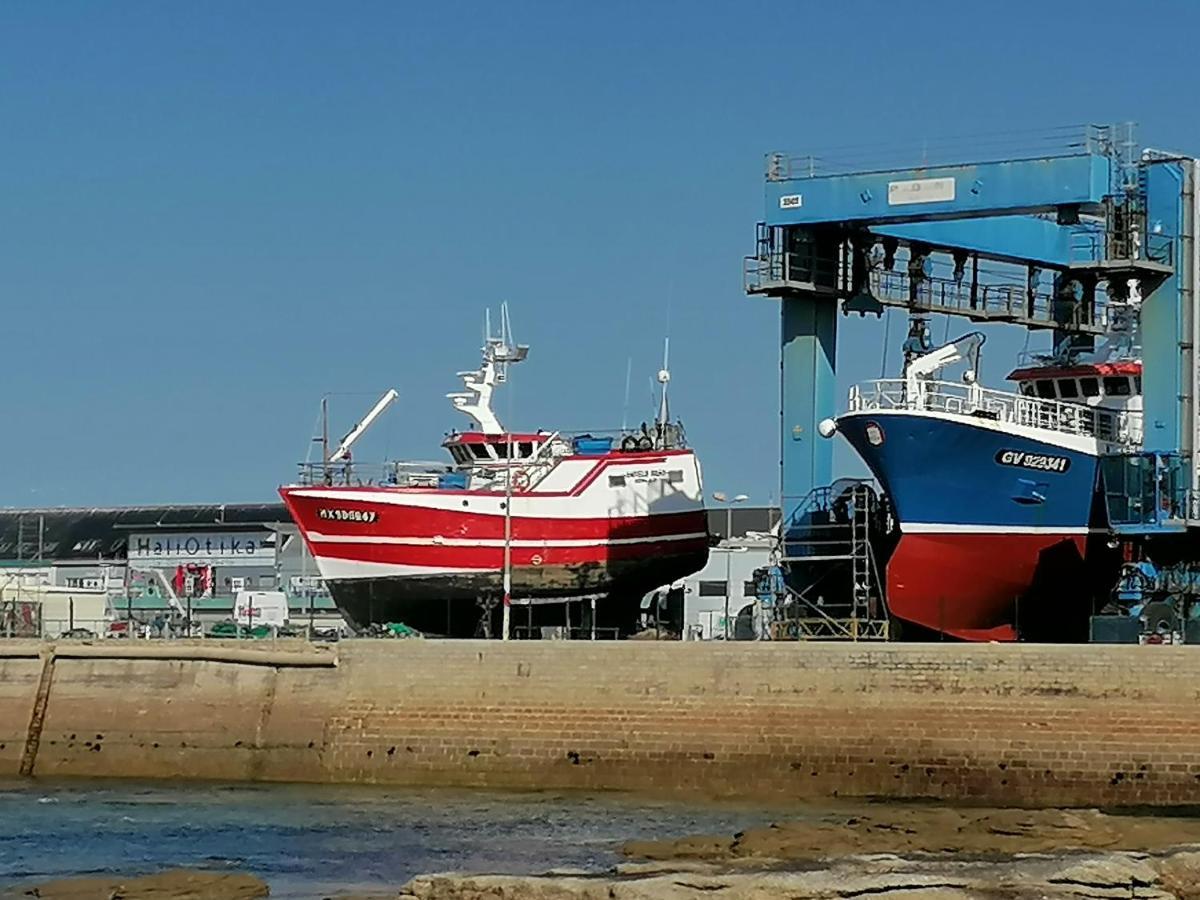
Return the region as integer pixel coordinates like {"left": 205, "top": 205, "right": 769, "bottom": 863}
{"left": 327, "top": 553, "right": 708, "bottom": 638}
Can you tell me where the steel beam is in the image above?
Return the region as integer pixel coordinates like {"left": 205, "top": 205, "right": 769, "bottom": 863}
{"left": 872, "top": 216, "right": 1075, "bottom": 267}
{"left": 766, "top": 154, "right": 1111, "bottom": 227}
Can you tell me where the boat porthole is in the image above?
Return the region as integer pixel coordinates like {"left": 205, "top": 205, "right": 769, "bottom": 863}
{"left": 462, "top": 500, "right": 469, "bottom": 508}
{"left": 500, "top": 502, "right": 507, "bottom": 510}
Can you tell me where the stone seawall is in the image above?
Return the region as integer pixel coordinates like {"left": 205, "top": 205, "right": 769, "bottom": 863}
{"left": 2, "top": 639, "right": 1199, "bottom": 807}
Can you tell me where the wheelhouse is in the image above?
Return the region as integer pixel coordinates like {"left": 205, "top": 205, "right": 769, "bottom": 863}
{"left": 442, "top": 431, "right": 550, "bottom": 466}
{"left": 1008, "top": 362, "right": 1142, "bottom": 409}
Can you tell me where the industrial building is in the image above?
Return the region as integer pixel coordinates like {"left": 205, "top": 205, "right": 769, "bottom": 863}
{"left": 0, "top": 503, "right": 780, "bottom": 639}
{"left": 0, "top": 504, "right": 343, "bottom": 637}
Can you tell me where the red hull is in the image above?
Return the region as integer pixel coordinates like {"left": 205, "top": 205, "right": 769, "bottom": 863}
{"left": 278, "top": 483, "right": 710, "bottom": 635}
{"left": 887, "top": 531, "right": 1090, "bottom": 640}
{"left": 280, "top": 488, "right": 708, "bottom": 575}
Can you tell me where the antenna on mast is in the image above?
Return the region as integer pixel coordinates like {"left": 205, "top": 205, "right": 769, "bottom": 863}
{"left": 449, "top": 302, "right": 529, "bottom": 434}
{"left": 656, "top": 337, "right": 671, "bottom": 427}
{"left": 621, "top": 357, "right": 633, "bottom": 432}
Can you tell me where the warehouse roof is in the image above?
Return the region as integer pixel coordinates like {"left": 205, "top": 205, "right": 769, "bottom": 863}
{"left": 0, "top": 504, "right": 291, "bottom": 561}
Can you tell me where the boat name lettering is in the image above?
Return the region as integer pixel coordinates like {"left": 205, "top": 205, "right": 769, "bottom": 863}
{"left": 623, "top": 468, "right": 670, "bottom": 483}
{"left": 317, "top": 508, "right": 378, "bottom": 523}
{"left": 994, "top": 450, "right": 1071, "bottom": 474}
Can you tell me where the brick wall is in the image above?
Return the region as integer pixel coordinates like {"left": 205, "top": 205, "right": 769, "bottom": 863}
{"left": 3, "top": 640, "right": 1200, "bottom": 807}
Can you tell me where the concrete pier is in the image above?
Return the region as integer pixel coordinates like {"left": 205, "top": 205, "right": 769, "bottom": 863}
{"left": 2, "top": 639, "right": 1198, "bottom": 807}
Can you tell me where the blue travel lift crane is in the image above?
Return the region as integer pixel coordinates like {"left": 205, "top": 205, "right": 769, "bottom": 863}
{"left": 744, "top": 125, "right": 1200, "bottom": 642}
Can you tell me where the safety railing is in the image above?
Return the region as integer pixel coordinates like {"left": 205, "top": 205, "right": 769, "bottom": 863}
{"left": 848, "top": 379, "right": 1143, "bottom": 447}
{"left": 743, "top": 250, "right": 844, "bottom": 295}
{"left": 297, "top": 460, "right": 457, "bottom": 488}
{"left": 294, "top": 422, "right": 689, "bottom": 491}
{"left": 868, "top": 269, "right": 1106, "bottom": 332}
{"left": 765, "top": 124, "right": 1114, "bottom": 181}
{"left": 745, "top": 241, "right": 1109, "bottom": 335}
{"left": 1069, "top": 225, "right": 1175, "bottom": 266}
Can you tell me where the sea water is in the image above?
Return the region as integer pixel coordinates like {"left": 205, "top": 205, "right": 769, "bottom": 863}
{"left": 0, "top": 779, "right": 767, "bottom": 898}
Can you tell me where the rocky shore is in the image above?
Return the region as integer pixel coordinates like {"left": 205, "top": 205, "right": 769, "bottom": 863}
{"left": 395, "top": 807, "right": 1200, "bottom": 898}
{"left": 10, "top": 806, "right": 1200, "bottom": 899}
{"left": 0, "top": 870, "right": 269, "bottom": 899}
{"left": 398, "top": 850, "right": 1200, "bottom": 899}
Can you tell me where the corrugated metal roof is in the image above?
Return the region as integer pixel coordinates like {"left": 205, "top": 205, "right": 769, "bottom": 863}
{"left": 0, "top": 504, "right": 291, "bottom": 561}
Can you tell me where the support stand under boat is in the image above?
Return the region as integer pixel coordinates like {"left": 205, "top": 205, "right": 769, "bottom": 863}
{"left": 474, "top": 595, "right": 499, "bottom": 638}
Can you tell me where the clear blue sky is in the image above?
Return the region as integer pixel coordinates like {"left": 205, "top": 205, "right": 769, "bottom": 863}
{"left": 2, "top": 1, "right": 1199, "bottom": 508}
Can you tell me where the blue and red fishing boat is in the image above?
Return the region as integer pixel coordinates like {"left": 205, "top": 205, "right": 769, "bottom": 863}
{"left": 825, "top": 327, "right": 1142, "bottom": 640}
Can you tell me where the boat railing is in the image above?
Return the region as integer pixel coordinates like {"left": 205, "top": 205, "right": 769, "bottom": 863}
{"left": 296, "top": 460, "right": 456, "bottom": 489}
{"left": 294, "top": 422, "right": 691, "bottom": 490}
{"left": 848, "top": 379, "right": 1143, "bottom": 447}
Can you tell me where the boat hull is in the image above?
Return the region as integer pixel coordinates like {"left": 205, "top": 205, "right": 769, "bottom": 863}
{"left": 836, "top": 409, "right": 1108, "bottom": 640}
{"left": 323, "top": 553, "right": 707, "bottom": 636}
{"left": 279, "top": 450, "right": 710, "bottom": 636}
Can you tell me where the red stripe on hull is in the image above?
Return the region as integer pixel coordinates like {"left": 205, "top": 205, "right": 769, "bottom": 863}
{"left": 280, "top": 490, "right": 707, "bottom": 543}
{"left": 313, "top": 535, "right": 712, "bottom": 571}
{"left": 887, "top": 532, "right": 1087, "bottom": 641}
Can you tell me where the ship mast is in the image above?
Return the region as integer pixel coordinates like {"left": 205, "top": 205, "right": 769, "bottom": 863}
{"left": 655, "top": 337, "right": 671, "bottom": 446}
{"left": 448, "top": 302, "right": 529, "bottom": 435}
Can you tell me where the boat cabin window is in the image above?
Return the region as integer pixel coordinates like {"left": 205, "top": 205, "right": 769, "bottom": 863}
{"left": 1079, "top": 377, "right": 1099, "bottom": 397}
{"left": 453, "top": 439, "right": 540, "bottom": 462}
{"left": 1103, "top": 376, "right": 1132, "bottom": 397}
{"left": 1034, "top": 380, "right": 1056, "bottom": 399}
{"left": 1135, "top": 376, "right": 1142, "bottom": 394}
{"left": 1057, "top": 379, "right": 1079, "bottom": 399}
{"left": 1019, "top": 382, "right": 1034, "bottom": 397}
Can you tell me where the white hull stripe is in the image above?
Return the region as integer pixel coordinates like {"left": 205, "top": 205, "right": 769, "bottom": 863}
{"left": 901, "top": 523, "right": 1093, "bottom": 535}
{"left": 286, "top": 488, "right": 704, "bottom": 518}
{"left": 306, "top": 530, "right": 709, "bottom": 548}
{"left": 314, "top": 557, "right": 478, "bottom": 579}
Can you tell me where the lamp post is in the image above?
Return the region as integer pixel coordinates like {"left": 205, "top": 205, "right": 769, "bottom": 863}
{"left": 711, "top": 492, "right": 749, "bottom": 639}
{"left": 502, "top": 431, "right": 513, "bottom": 641}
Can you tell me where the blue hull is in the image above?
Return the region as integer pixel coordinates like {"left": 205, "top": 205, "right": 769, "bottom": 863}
{"left": 836, "top": 410, "right": 1109, "bottom": 640}
{"left": 837, "top": 411, "right": 1102, "bottom": 530}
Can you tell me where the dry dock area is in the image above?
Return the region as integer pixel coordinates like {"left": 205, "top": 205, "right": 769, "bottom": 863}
{"left": 2, "top": 639, "right": 1198, "bottom": 807}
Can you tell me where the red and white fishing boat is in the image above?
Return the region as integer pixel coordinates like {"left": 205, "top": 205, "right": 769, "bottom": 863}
{"left": 279, "top": 309, "right": 709, "bottom": 637}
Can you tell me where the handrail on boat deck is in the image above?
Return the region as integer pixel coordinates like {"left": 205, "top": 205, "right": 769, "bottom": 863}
{"left": 847, "top": 378, "right": 1143, "bottom": 447}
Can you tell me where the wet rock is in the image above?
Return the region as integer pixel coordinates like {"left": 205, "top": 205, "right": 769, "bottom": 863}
{"left": 396, "top": 847, "right": 1200, "bottom": 899}
{"left": 1, "top": 869, "right": 269, "bottom": 900}
{"left": 624, "top": 805, "right": 1200, "bottom": 862}
{"left": 1159, "top": 850, "right": 1200, "bottom": 899}
{"left": 1047, "top": 854, "right": 1165, "bottom": 898}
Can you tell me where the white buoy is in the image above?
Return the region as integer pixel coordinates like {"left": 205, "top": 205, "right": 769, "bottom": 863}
{"left": 817, "top": 418, "right": 838, "bottom": 438}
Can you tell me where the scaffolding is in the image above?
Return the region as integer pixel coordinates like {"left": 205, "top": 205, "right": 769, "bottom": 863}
{"left": 767, "top": 482, "right": 889, "bottom": 640}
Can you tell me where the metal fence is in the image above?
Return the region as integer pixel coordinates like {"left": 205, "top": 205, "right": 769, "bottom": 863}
{"left": 849, "top": 379, "right": 1143, "bottom": 447}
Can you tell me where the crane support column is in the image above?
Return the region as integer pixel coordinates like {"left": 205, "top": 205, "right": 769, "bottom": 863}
{"left": 781, "top": 295, "right": 837, "bottom": 519}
